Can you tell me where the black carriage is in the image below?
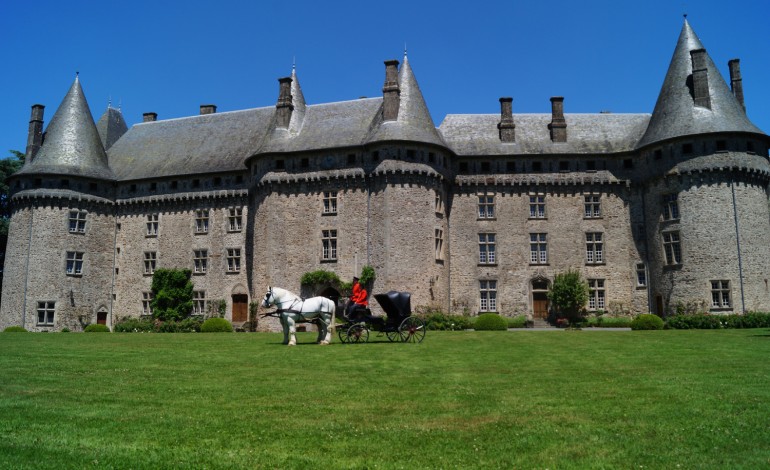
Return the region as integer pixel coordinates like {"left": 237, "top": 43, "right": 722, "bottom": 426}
{"left": 338, "top": 291, "right": 426, "bottom": 343}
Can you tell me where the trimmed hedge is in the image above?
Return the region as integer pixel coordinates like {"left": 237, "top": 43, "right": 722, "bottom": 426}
{"left": 84, "top": 324, "right": 110, "bottom": 333}
{"left": 200, "top": 318, "right": 234, "bottom": 333}
{"left": 422, "top": 311, "right": 474, "bottom": 331}
{"left": 665, "top": 312, "right": 770, "bottom": 329}
{"left": 630, "top": 314, "right": 664, "bottom": 330}
{"left": 585, "top": 316, "right": 633, "bottom": 328}
{"left": 3, "top": 326, "right": 28, "bottom": 332}
{"left": 506, "top": 315, "right": 528, "bottom": 329}
{"left": 474, "top": 313, "right": 508, "bottom": 331}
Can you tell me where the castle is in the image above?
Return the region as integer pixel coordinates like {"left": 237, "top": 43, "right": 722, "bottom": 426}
{"left": 3, "top": 19, "right": 770, "bottom": 332}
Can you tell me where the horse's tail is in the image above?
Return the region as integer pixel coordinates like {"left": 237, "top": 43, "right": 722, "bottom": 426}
{"left": 329, "top": 299, "right": 336, "bottom": 336}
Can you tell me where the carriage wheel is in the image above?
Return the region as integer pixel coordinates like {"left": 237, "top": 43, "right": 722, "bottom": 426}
{"left": 385, "top": 330, "right": 400, "bottom": 342}
{"left": 338, "top": 324, "right": 352, "bottom": 343}
{"left": 347, "top": 324, "right": 369, "bottom": 343}
{"left": 399, "top": 317, "right": 426, "bottom": 343}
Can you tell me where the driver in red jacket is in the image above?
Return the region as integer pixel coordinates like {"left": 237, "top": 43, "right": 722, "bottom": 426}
{"left": 347, "top": 277, "right": 368, "bottom": 319}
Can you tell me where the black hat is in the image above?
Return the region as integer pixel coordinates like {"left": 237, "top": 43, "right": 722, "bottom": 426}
{"left": 353, "top": 276, "right": 359, "bottom": 281}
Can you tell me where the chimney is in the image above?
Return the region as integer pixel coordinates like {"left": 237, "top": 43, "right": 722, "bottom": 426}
{"left": 25, "top": 104, "right": 45, "bottom": 160}
{"left": 143, "top": 112, "right": 158, "bottom": 122}
{"left": 690, "top": 49, "right": 711, "bottom": 109}
{"left": 275, "top": 77, "right": 293, "bottom": 129}
{"left": 200, "top": 104, "right": 217, "bottom": 115}
{"left": 382, "top": 59, "right": 400, "bottom": 121}
{"left": 498, "top": 97, "right": 515, "bottom": 143}
{"left": 728, "top": 58, "right": 745, "bottom": 112}
{"left": 548, "top": 96, "right": 567, "bottom": 142}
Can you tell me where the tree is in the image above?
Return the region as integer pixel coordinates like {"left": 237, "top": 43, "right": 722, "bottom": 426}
{"left": 0, "top": 150, "right": 25, "bottom": 236}
{"left": 150, "top": 268, "right": 194, "bottom": 321}
{"left": 548, "top": 269, "right": 589, "bottom": 326}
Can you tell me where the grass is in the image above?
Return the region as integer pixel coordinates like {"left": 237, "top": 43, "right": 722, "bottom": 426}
{"left": 1, "top": 330, "right": 770, "bottom": 469}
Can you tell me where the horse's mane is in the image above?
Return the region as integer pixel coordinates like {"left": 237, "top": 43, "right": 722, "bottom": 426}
{"left": 270, "top": 286, "right": 301, "bottom": 301}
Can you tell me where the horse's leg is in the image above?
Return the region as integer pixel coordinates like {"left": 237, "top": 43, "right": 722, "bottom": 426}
{"left": 317, "top": 312, "right": 332, "bottom": 345}
{"left": 280, "top": 314, "right": 289, "bottom": 345}
{"left": 316, "top": 316, "right": 325, "bottom": 344}
{"left": 287, "top": 315, "right": 297, "bottom": 346}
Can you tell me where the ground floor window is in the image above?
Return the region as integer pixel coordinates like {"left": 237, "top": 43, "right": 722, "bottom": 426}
{"left": 710, "top": 280, "right": 731, "bottom": 308}
{"left": 142, "top": 292, "right": 153, "bottom": 315}
{"left": 636, "top": 263, "right": 647, "bottom": 287}
{"left": 193, "top": 290, "right": 206, "bottom": 315}
{"left": 479, "top": 280, "right": 497, "bottom": 312}
{"left": 588, "top": 279, "right": 606, "bottom": 310}
{"left": 37, "top": 301, "right": 55, "bottom": 326}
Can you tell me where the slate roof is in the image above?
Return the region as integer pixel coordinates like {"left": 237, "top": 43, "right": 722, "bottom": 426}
{"left": 108, "top": 107, "right": 274, "bottom": 180}
{"left": 637, "top": 20, "right": 764, "bottom": 148}
{"left": 439, "top": 113, "right": 651, "bottom": 156}
{"left": 96, "top": 107, "right": 128, "bottom": 151}
{"left": 18, "top": 76, "right": 115, "bottom": 180}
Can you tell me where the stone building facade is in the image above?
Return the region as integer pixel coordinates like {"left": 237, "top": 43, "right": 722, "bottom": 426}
{"left": 2, "top": 20, "right": 770, "bottom": 332}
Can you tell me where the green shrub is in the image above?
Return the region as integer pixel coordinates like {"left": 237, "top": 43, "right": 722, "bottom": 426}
{"left": 630, "top": 314, "right": 664, "bottom": 330}
{"left": 151, "top": 268, "right": 194, "bottom": 322}
{"left": 474, "top": 313, "right": 508, "bottom": 331}
{"left": 584, "top": 316, "right": 632, "bottom": 328}
{"left": 300, "top": 270, "right": 342, "bottom": 286}
{"left": 548, "top": 269, "right": 589, "bottom": 326}
{"left": 84, "top": 324, "right": 110, "bottom": 333}
{"left": 61, "top": 328, "right": 70, "bottom": 333}
{"left": 114, "top": 317, "right": 202, "bottom": 333}
{"left": 418, "top": 310, "right": 474, "bottom": 331}
{"left": 506, "top": 315, "right": 528, "bottom": 328}
{"left": 114, "top": 317, "right": 154, "bottom": 332}
{"left": 721, "top": 312, "right": 770, "bottom": 329}
{"left": 200, "top": 318, "right": 233, "bottom": 333}
{"left": 3, "top": 326, "right": 27, "bottom": 332}
{"left": 665, "top": 314, "right": 722, "bottom": 330}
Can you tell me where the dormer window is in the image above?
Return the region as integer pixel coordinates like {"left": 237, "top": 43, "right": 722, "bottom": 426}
{"left": 716, "top": 140, "right": 727, "bottom": 151}
{"left": 682, "top": 143, "right": 693, "bottom": 155}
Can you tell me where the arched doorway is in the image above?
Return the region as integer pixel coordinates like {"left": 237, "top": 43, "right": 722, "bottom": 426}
{"left": 531, "top": 278, "right": 550, "bottom": 320}
{"left": 231, "top": 284, "right": 249, "bottom": 323}
{"left": 96, "top": 306, "right": 108, "bottom": 325}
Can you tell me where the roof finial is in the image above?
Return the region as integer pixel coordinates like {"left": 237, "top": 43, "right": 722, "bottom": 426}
{"left": 292, "top": 56, "right": 296, "bottom": 72}
{"left": 683, "top": 13, "right": 687, "bottom": 19}
{"left": 107, "top": 95, "right": 112, "bottom": 110}
{"left": 118, "top": 98, "right": 122, "bottom": 111}
{"left": 404, "top": 43, "right": 408, "bottom": 59}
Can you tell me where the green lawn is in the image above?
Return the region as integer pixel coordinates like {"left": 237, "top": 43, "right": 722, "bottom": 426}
{"left": 1, "top": 330, "right": 769, "bottom": 469}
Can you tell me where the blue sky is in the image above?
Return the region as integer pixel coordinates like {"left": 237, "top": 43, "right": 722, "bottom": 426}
{"left": 1, "top": 0, "right": 768, "bottom": 157}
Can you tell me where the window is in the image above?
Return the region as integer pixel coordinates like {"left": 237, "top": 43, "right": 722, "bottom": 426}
{"left": 506, "top": 161, "right": 516, "bottom": 172}
{"left": 228, "top": 207, "right": 243, "bottom": 232}
{"left": 479, "top": 280, "right": 497, "bottom": 312}
{"left": 37, "top": 301, "right": 55, "bottom": 326}
{"left": 66, "top": 251, "right": 84, "bottom": 275}
{"left": 532, "top": 161, "right": 543, "bottom": 172}
{"left": 227, "top": 248, "right": 241, "bottom": 272}
{"left": 529, "top": 194, "right": 546, "bottom": 219}
{"left": 682, "top": 143, "right": 693, "bottom": 155}
{"left": 716, "top": 140, "right": 727, "bottom": 151}
{"left": 711, "top": 280, "right": 731, "bottom": 308}
{"left": 662, "top": 194, "right": 679, "bottom": 220}
{"left": 323, "top": 191, "right": 338, "bottom": 215}
{"left": 193, "top": 250, "right": 208, "bottom": 273}
{"left": 662, "top": 231, "right": 682, "bottom": 265}
{"left": 213, "top": 177, "right": 221, "bottom": 187}
{"left": 435, "top": 189, "right": 444, "bottom": 215}
{"left": 530, "top": 233, "right": 547, "bottom": 264}
{"left": 146, "top": 214, "right": 159, "bottom": 236}
{"left": 195, "top": 209, "right": 209, "bottom": 233}
{"left": 435, "top": 228, "right": 444, "bottom": 261}
{"left": 142, "top": 292, "right": 153, "bottom": 315}
{"left": 68, "top": 211, "right": 87, "bottom": 233}
{"left": 585, "top": 232, "right": 604, "bottom": 264}
{"left": 478, "top": 194, "right": 495, "bottom": 219}
{"left": 478, "top": 233, "right": 496, "bottom": 264}
{"left": 193, "top": 290, "right": 206, "bottom": 315}
{"left": 276, "top": 160, "right": 285, "bottom": 170}
{"left": 636, "top": 263, "right": 647, "bottom": 287}
{"left": 588, "top": 279, "right": 606, "bottom": 310}
{"left": 584, "top": 195, "right": 601, "bottom": 218}
{"left": 322, "top": 230, "right": 337, "bottom": 261}
{"left": 144, "top": 251, "right": 157, "bottom": 275}
{"left": 480, "top": 161, "right": 491, "bottom": 172}
{"left": 559, "top": 161, "right": 569, "bottom": 172}
{"left": 301, "top": 157, "right": 309, "bottom": 168}
{"left": 347, "top": 154, "right": 356, "bottom": 164}
{"left": 586, "top": 160, "right": 596, "bottom": 171}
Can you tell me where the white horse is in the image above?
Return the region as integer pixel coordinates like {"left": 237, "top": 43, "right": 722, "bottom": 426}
{"left": 261, "top": 286, "right": 336, "bottom": 346}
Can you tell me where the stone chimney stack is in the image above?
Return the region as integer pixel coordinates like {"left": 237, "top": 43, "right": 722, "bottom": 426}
{"left": 25, "top": 104, "right": 45, "bottom": 160}
{"left": 690, "top": 49, "right": 711, "bottom": 109}
{"left": 382, "top": 59, "right": 401, "bottom": 121}
{"left": 548, "top": 96, "right": 567, "bottom": 142}
{"left": 200, "top": 104, "right": 217, "bottom": 115}
{"left": 143, "top": 112, "right": 158, "bottom": 122}
{"left": 498, "top": 97, "right": 515, "bottom": 143}
{"left": 728, "top": 58, "right": 745, "bottom": 112}
{"left": 275, "top": 77, "right": 293, "bottom": 129}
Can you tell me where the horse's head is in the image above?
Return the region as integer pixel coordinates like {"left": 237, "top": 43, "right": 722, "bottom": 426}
{"left": 261, "top": 287, "right": 275, "bottom": 308}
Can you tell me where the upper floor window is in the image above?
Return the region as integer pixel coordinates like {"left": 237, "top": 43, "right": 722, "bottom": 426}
{"left": 322, "top": 229, "right": 337, "bottom": 261}
{"left": 228, "top": 207, "right": 243, "bottom": 232}
{"left": 530, "top": 233, "right": 548, "bottom": 264}
{"left": 435, "top": 189, "right": 444, "bottom": 215}
{"left": 146, "top": 214, "right": 159, "bottom": 237}
{"left": 479, "top": 280, "right": 497, "bottom": 312}
{"left": 478, "top": 194, "right": 495, "bottom": 219}
{"left": 588, "top": 279, "right": 606, "bottom": 310}
{"left": 144, "top": 251, "right": 157, "bottom": 275}
{"left": 584, "top": 195, "right": 601, "bottom": 218}
{"left": 662, "top": 194, "right": 679, "bottom": 221}
{"left": 662, "top": 231, "right": 682, "bottom": 265}
{"left": 529, "top": 194, "right": 546, "bottom": 219}
{"left": 37, "top": 301, "right": 55, "bottom": 326}
{"left": 636, "top": 263, "right": 647, "bottom": 287}
{"left": 68, "top": 211, "right": 87, "bottom": 233}
{"left": 478, "top": 233, "right": 496, "bottom": 265}
{"left": 585, "top": 233, "right": 604, "bottom": 264}
{"left": 193, "top": 250, "right": 208, "bottom": 274}
{"left": 323, "top": 191, "right": 338, "bottom": 215}
{"left": 227, "top": 248, "right": 241, "bottom": 272}
{"left": 66, "top": 251, "right": 84, "bottom": 276}
{"left": 435, "top": 228, "right": 444, "bottom": 262}
{"left": 195, "top": 209, "right": 209, "bottom": 234}
{"left": 710, "top": 280, "right": 731, "bottom": 309}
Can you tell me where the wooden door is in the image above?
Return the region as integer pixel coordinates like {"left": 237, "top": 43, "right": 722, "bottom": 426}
{"left": 232, "top": 295, "right": 248, "bottom": 322}
{"left": 533, "top": 293, "right": 549, "bottom": 319}
{"left": 97, "top": 311, "right": 107, "bottom": 325}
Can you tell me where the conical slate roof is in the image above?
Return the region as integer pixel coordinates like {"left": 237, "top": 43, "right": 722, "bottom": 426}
{"left": 288, "top": 66, "right": 306, "bottom": 134}
{"left": 637, "top": 20, "right": 764, "bottom": 148}
{"left": 366, "top": 54, "right": 447, "bottom": 148}
{"left": 96, "top": 106, "right": 128, "bottom": 151}
{"left": 19, "top": 76, "right": 114, "bottom": 180}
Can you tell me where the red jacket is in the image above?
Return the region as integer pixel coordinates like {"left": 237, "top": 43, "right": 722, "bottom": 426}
{"left": 351, "top": 282, "right": 368, "bottom": 306}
